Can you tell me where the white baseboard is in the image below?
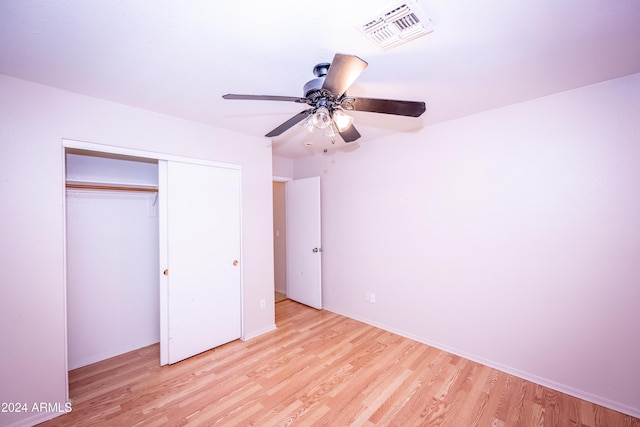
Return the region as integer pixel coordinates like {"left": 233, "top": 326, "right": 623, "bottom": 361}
{"left": 242, "top": 324, "right": 277, "bottom": 341}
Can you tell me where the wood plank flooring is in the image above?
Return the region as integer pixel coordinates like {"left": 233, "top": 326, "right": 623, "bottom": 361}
{"left": 275, "top": 291, "right": 287, "bottom": 303}
{"left": 38, "top": 300, "right": 638, "bottom": 426}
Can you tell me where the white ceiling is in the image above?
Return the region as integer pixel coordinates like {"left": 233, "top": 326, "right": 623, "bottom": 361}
{"left": 2, "top": 0, "right": 640, "bottom": 157}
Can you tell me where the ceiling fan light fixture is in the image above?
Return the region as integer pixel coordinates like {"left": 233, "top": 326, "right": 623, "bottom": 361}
{"left": 332, "top": 109, "right": 354, "bottom": 132}
{"left": 324, "top": 123, "right": 337, "bottom": 138}
{"left": 311, "top": 106, "right": 332, "bottom": 129}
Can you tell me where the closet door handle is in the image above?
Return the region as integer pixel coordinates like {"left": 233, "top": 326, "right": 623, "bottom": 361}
{"left": 163, "top": 269, "right": 168, "bottom": 276}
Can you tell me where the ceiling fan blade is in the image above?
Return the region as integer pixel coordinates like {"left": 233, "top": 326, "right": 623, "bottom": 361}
{"left": 322, "top": 54, "right": 368, "bottom": 96}
{"left": 347, "top": 97, "right": 426, "bottom": 117}
{"left": 265, "top": 109, "right": 313, "bottom": 137}
{"left": 339, "top": 124, "right": 361, "bottom": 143}
{"left": 223, "top": 94, "right": 307, "bottom": 103}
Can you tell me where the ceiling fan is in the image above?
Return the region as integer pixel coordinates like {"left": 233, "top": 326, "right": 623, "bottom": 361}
{"left": 222, "top": 53, "right": 426, "bottom": 143}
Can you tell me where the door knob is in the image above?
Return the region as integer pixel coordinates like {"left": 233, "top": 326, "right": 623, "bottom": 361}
{"left": 312, "top": 247, "right": 322, "bottom": 253}
{"left": 163, "top": 269, "right": 168, "bottom": 276}
{"left": 233, "top": 260, "right": 239, "bottom": 266}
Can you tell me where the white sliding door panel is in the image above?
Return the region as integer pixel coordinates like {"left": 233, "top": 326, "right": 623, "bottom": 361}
{"left": 159, "top": 160, "right": 241, "bottom": 365}
{"left": 286, "top": 176, "right": 322, "bottom": 309}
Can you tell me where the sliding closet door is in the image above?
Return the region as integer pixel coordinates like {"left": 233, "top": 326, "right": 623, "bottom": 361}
{"left": 159, "top": 160, "right": 242, "bottom": 365}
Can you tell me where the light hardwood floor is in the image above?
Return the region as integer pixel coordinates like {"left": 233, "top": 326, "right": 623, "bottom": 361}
{"left": 275, "top": 291, "right": 287, "bottom": 303}
{"left": 39, "top": 300, "right": 638, "bottom": 426}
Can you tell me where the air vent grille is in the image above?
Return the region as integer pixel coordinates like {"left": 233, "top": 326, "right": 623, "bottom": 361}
{"left": 360, "top": 1, "right": 434, "bottom": 50}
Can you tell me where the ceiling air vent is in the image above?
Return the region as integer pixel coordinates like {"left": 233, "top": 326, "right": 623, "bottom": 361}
{"left": 359, "top": 0, "right": 434, "bottom": 50}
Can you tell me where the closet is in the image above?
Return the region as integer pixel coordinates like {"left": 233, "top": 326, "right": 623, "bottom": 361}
{"left": 65, "top": 149, "right": 160, "bottom": 369}
{"left": 64, "top": 143, "right": 242, "bottom": 369}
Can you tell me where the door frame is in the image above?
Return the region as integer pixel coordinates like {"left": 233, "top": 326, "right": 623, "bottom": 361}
{"left": 62, "top": 139, "right": 244, "bottom": 373}
{"left": 272, "top": 175, "right": 323, "bottom": 309}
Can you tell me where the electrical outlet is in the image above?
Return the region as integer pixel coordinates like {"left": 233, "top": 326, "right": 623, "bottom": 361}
{"left": 370, "top": 293, "right": 376, "bottom": 303}
{"left": 260, "top": 299, "right": 266, "bottom": 309}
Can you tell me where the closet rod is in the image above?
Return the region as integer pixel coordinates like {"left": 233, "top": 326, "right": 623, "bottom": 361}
{"left": 65, "top": 182, "right": 158, "bottom": 193}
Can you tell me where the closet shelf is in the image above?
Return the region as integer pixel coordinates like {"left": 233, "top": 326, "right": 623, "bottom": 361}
{"left": 65, "top": 181, "right": 158, "bottom": 193}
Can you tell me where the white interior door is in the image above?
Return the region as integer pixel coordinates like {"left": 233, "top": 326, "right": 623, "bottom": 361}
{"left": 286, "top": 176, "right": 322, "bottom": 309}
{"left": 159, "top": 160, "right": 242, "bottom": 365}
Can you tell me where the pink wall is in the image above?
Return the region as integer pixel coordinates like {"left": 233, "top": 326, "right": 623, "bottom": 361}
{"left": 272, "top": 155, "right": 294, "bottom": 178}
{"left": 293, "top": 73, "right": 640, "bottom": 417}
{"left": 0, "top": 74, "right": 275, "bottom": 426}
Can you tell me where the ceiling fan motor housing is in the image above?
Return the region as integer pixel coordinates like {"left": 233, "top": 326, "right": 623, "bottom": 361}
{"left": 303, "top": 77, "right": 325, "bottom": 99}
